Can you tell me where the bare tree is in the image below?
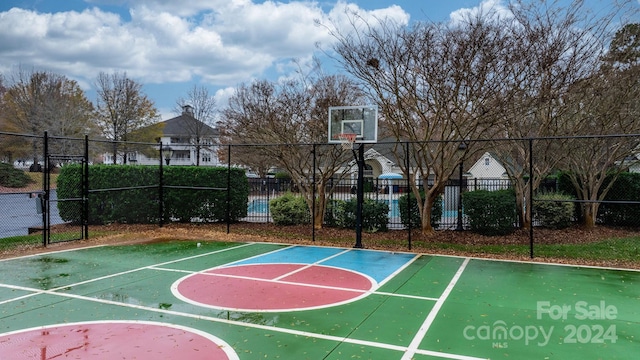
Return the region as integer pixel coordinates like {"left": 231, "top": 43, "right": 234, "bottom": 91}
{"left": 326, "top": 8, "right": 509, "bottom": 234}
{"left": 0, "top": 67, "right": 94, "bottom": 165}
{"left": 327, "top": 0, "right": 637, "bottom": 233}
{"left": 558, "top": 22, "right": 640, "bottom": 227}
{"left": 219, "top": 64, "right": 366, "bottom": 228}
{"left": 174, "top": 85, "right": 218, "bottom": 166}
{"left": 94, "top": 71, "right": 159, "bottom": 164}
{"left": 485, "top": 0, "right": 631, "bottom": 229}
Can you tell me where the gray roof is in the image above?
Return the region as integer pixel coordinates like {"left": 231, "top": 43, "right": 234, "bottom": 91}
{"left": 159, "top": 113, "right": 219, "bottom": 137}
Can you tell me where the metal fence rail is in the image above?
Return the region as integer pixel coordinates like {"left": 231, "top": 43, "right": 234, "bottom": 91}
{"left": 2, "top": 131, "right": 640, "bottom": 257}
{"left": 245, "top": 177, "right": 513, "bottom": 229}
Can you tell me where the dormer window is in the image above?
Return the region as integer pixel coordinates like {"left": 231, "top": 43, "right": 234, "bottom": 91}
{"left": 484, "top": 157, "right": 490, "bottom": 166}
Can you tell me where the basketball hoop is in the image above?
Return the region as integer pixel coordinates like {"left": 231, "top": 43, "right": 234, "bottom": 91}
{"left": 337, "top": 133, "right": 357, "bottom": 151}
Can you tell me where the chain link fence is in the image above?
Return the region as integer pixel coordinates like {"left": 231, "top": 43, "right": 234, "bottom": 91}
{"left": 2, "top": 131, "right": 640, "bottom": 255}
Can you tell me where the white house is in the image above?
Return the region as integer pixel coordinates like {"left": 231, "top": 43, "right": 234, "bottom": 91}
{"left": 103, "top": 105, "right": 221, "bottom": 166}
{"left": 465, "top": 151, "right": 510, "bottom": 191}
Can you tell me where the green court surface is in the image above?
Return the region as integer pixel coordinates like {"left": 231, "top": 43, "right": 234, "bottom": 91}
{"left": 0, "top": 240, "right": 638, "bottom": 359}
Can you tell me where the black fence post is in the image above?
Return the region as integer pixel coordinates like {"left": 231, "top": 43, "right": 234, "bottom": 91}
{"left": 226, "top": 144, "right": 231, "bottom": 234}
{"left": 529, "top": 138, "right": 534, "bottom": 258}
{"left": 159, "top": 142, "right": 164, "bottom": 227}
{"left": 42, "top": 131, "right": 48, "bottom": 247}
{"left": 83, "top": 135, "right": 89, "bottom": 239}
{"left": 312, "top": 144, "right": 316, "bottom": 242}
{"left": 406, "top": 142, "right": 412, "bottom": 250}
{"left": 354, "top": 144, "right": 364, "bottom": 249}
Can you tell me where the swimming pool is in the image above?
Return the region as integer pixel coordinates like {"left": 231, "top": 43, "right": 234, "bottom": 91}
{"left": 247, "top": 198, "right": 270, "bottom": 214}
{"left": 247, "top": 198, "right": 404, "bottom": 217}
{"left": 248, "top": 198, "right": 458, "bottom": 218}
{"left": 246, "top": 197, "right": 460, "bottom": 229}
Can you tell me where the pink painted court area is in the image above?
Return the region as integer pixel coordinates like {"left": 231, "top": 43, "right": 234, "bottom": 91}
{"left": 174, "top": 263, "right": 374, "bottom": 311}
{"left": 0, "top": 321, "right": 237, "bottom": 360}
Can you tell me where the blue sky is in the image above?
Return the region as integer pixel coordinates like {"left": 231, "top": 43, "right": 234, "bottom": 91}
{"left": 0, "top": 0, "right": 637, "bottom": 120}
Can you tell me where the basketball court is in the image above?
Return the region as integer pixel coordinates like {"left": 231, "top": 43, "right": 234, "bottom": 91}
{"left": 0, "top": 240, "right": 638, "bottom": 359}
{"left": 0, "top": 108, "right": 637, "bottom": 359}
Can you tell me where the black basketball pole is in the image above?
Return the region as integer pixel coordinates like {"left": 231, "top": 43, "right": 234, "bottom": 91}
{"left": 354, "top": 143, "right": 364, "bottom": 248}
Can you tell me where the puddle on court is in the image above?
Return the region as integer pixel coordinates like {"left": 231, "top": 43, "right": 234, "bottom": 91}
{"left": 32, "top": 257, "right": 70, "bottom": 264}
{"left": 29, "top": 273, "right": 71, "bottom": 290}
{"left": 26, "top": 257, "right": 73, "bottom": 289}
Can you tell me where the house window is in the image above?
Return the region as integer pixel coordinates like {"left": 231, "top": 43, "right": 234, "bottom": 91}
{"left": 202, "top": 153, "right": 211, "bottom": 162}
{"left": 484, "top": 158, "right": 490, "bottom": 166}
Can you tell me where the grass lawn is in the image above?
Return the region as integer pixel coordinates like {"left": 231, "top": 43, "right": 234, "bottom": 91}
{"left": 405, "top": 237, "right": 640, "bottom": 263}
{"left": 2, "top": 224, "right": 638, "bottom": 269}
{"left": 25, "top": 172, "right": 58, "bottom": 189}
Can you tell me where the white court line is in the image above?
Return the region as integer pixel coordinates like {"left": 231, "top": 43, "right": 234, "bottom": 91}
{"left": 0, "top": 242, "right": 256, "bottom": 306}
{"left": 401, "top": 257, "right": 473, "bottom": 360}
{"left": 176, "top": 269, "right": 370, "bottom": 293}
{"left": 0, "top": 243, "right": 485, "bottom": 359}
{"left": 376, "top": 253, "right": 422, "bottom": 288}
{"left": 0, "top": 280, "right": 483, "bottom": 360}
{"left": 217, "top": 244, "right": 295, "bottom": 268}
{"left": 153, "top": 266, "right": 440, "bottom": 302}
{"left": 272, "top": 248, "right": 352, "bottom": 281}
{"left": 373, "top": 291, "right": 439, "bottom": 302}
{"left": 0, "top": 244, "right": 108, "bottom": 263}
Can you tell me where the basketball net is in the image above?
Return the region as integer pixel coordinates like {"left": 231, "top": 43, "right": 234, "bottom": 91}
{"left": 337, "top": 133, "right": 357, "bottom": 151}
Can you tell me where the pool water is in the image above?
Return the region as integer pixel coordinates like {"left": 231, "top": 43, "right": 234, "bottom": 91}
{"left": 247, "top": 199, "right": 403, "bottom": 217}
{"left": 248, "top": 199, "right": 270, "bottom": 214}
{"left": 248, "top": 198, "right": 459, "bottom": 219}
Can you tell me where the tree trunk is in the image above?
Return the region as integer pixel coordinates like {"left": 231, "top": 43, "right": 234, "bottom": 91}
{"left": 582, "top": 203, "right": 599, "bottom": 228}
{"left": 312, "top": 181, "right": 327, "bottom": 230}
{"left": 514, "top": 186, "right": 530, "bottom": 229}
{"left": 420, "top": 192, "right": 436, "bottom": 234}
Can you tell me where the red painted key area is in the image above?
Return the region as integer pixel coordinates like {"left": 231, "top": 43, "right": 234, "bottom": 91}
{"left": 175, "top": 263, "right": 374, "bottom": 311}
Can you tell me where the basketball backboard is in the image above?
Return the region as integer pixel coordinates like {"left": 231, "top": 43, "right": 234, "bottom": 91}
{"left": 328, "top": 106, "right": 378, "bottom": 144}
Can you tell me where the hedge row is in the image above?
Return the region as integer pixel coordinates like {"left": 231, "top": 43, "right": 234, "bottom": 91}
{"left": 275, "top": 192, "right": 442, "bottom": 233}
{"left": 463, "top": 190, "right": 517, "bottom": 236}
{"left": 57, "top": 165, "right": 248, "bottom": 224}
{"left": 274, "top": 195, "right": 390, "bottom": 232}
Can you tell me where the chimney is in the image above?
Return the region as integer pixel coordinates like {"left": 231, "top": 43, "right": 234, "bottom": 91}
{"left": 182, "top": 104, "right": 194, "bottom": 116}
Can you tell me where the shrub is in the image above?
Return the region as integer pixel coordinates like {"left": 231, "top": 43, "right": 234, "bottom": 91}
{"left": 463, "top": 189, "right": 516, "bottom": 236}
{"left": 163, "top": 166, "right": 248, "bottom": 223}
{"left": 270, "top": 193, "right": 310, "bottom": 225}
{"left": 0, "top": 162, "right": 34, "bottom": 188}
{"left": 334, "top": 197, "right": 389, "bottom": 232}
{"left": 533, "top": 191, "right": 575, "bottom": 229}
{"left": 398, "top": 191, "right": 442, "bottom": 229}
{"left": 323, "top": 199, "right": 341, "bottom": 227}
{"left": 57, "top": 165, "right": 248, "bottom": 224}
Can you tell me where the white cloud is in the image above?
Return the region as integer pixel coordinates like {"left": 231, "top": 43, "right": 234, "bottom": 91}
{"left": 0, "top": 1, "right": 408, "bottom": 108}
{"left": 214, "top": 86, "right": 238, "bottom": 110}
{"left": 449, "top": 0, "right": 512, "bottom": 24}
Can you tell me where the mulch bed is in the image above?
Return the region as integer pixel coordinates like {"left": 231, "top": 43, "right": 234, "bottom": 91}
{"left": 2, "top": 222, "right": 639, "bottom": 270}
